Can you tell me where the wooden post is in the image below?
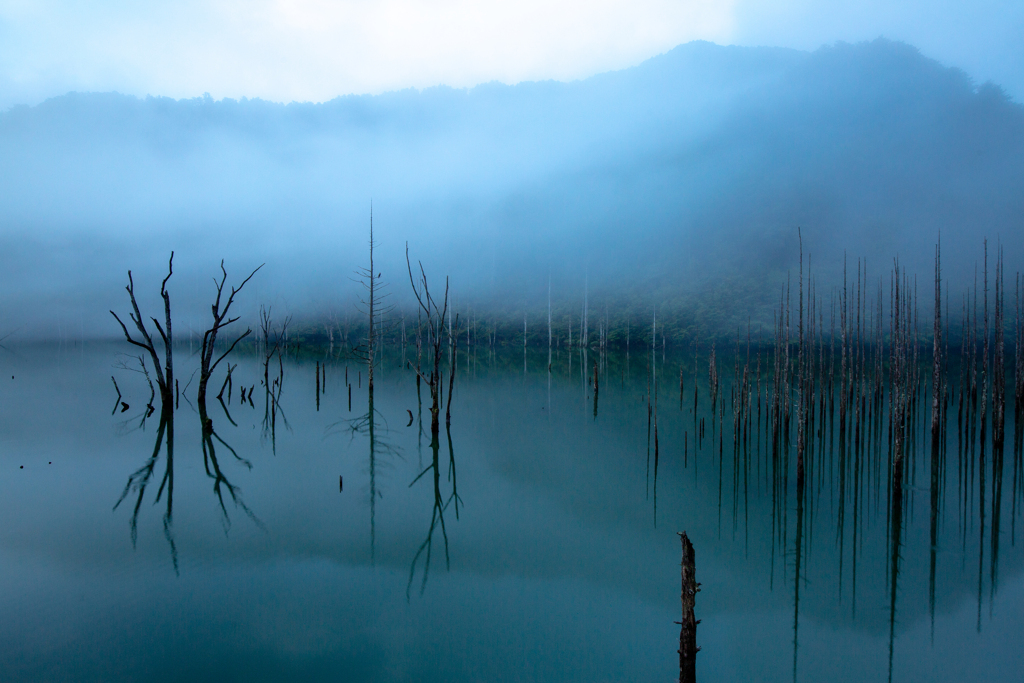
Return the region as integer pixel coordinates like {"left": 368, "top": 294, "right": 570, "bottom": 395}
{"left": 678, "top": 531, "right": 700, "bottom": 683}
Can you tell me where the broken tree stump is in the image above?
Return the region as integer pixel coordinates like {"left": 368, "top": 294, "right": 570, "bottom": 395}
{"left": 678, "top": 530, "right": 701, "bottom": 683}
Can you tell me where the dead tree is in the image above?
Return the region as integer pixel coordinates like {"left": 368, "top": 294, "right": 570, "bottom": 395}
{"left": 198, "top": 261, "right": 262, "bottom": 422}
{"left": 259, "top": 305, "right": 288, "bottom": 388}
{"left": 678, "top": 531, "right": 700, "bottom": 683}
{"left": 446, "top": 311, "right": 460, "bottom": 427}
{"left": 258, "top": 305, "right": 290, "bottom": 451}
{"left": 354, "top": 211, "right": 392, "bottom": 394}
{"left": 932, "top": 238, "right": 943, "bottom": 448}
{"left": 407, "top": 243, "right": 450, "bottom": 436}
{"left": 110, "top": 252, "right": 175, "bottom": 405}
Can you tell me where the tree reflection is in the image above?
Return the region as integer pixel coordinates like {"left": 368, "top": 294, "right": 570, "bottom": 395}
{"left": 200, "top": 404, "right": 264, "bottom": 534}
{"left": 114, "top": 364, "right": 263, "bottom": 574}
{"left": 114, "top": 402, "right": 178, "bottom": 573}
{"left": 335, "top": 383, "right": 400, "bottom": 565}
{"left": 407, "top": 424, "right": 461, "bottom": 599}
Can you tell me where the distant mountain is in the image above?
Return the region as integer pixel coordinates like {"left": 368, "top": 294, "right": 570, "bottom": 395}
{"left": 1, "top": 39, "right": 1021, "bottom": 337}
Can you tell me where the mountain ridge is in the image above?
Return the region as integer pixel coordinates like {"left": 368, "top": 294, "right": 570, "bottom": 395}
{"left": 0, "top": 38, "right": 1021, "bottom": 337}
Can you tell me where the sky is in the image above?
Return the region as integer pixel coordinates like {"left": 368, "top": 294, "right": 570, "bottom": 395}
{"left": 0, "top": 0, "right": 1021, "bottom": 109}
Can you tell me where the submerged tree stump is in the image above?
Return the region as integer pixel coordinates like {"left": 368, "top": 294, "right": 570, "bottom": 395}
{"left": 678, "top": 531, "right": 700, "bottom": 683}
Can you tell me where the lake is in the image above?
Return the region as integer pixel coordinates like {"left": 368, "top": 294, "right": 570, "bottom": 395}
{"left": 1, "top": 340, "right": 1021, "bottom": 682}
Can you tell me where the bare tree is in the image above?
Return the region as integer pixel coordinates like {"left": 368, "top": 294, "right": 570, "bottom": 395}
{"left": 406, "top": 243, "right": 451, "bottom": 436}
{"left": 446, "top": 311, "right": 460, "bottom": 426}
{"left": 197, "top": 260, "right": 262, "bottom": 421}
{"left": 258, "top": 305, "right": 291, "bottom": 452}
{"left": 110, "top": 252, "right": 175, "bottom": 404}
{"left": 354, "top": 210, "right": 393, "bottom": 395}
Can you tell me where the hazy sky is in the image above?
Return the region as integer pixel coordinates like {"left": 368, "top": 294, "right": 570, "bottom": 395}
{"left": 0, "top": 0, "right": 1021, "bottom": 106}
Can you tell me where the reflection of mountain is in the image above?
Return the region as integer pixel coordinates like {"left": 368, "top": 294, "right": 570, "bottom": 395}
{"left": 2, "top": 40, "right": 1023, "bottom": 334}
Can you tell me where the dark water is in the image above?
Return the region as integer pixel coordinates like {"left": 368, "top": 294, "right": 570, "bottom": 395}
{"left": 1, "top": 341, "right": 1022, "bottom": 682}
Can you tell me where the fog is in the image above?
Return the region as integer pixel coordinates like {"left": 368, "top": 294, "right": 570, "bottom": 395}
{"left": 1, "top": 38, "right": 1022, "bottom": 340}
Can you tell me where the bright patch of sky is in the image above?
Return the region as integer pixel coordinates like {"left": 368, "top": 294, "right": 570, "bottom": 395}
{"left": 0, "top": 0, "right": 1021, "bottom": 108}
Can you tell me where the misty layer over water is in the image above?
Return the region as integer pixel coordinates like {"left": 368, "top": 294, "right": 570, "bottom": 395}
{"left": 2, "top": 39, "right": 1023, "bottom": 338}
{"left": 0, "top": 339, "right": 1021, "bottom": 682}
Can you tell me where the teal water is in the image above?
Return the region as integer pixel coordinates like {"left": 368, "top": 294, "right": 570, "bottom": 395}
{"left": 1, "top": 342, "right": 1021, "bottom": 682}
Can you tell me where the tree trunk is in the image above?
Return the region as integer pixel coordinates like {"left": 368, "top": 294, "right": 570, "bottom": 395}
{"left": 678, "top": 531, "right": 700, "bottom": 683}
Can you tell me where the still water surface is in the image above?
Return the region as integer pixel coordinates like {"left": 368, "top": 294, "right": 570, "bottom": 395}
{"left": 1, "top": 342, "right": 1021, "bottom": 682}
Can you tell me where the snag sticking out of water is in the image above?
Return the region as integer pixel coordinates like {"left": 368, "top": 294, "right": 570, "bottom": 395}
{"left": 678, "top": 531, "right": 700, "bottom": 683}
{"left": 259, "top": 306, "right": 291, "bottom": 453}
{"left": 197, "top": 260, "right": 262, "bottom": 419}
{"left": 110, "top": 251, "right": 175, "bottom": 407}
{"left": 406, "top": 242, "right": 455, "bottom": 436}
